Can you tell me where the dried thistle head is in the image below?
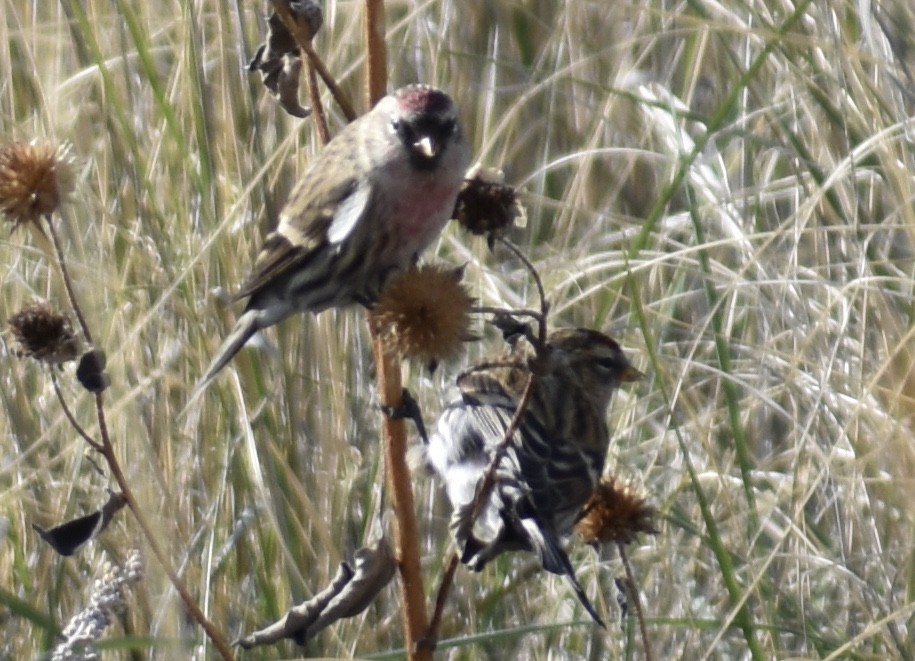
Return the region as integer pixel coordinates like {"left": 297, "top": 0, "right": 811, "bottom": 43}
{"left": 576, "top": 478, "right": 657, "bottom": 546}
{"left": 374, "top": 264, "right": 474, "bottom": 369}
{"left": 453, "top": 164, "right": 526, "bottom": 247}
{"left": 0, "top": 142, "right": 74, "bottom": 231}
{"left": 7, "top": 301, "right": 80, "bottom": 365}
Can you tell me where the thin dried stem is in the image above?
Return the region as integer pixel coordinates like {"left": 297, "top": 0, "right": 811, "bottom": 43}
{"left": 463, "top": 239, "right": 550, "bottom": 522}
{"left": 473, "top": 305, "right": 545, "bottom": 325}
{"left": 302, "top": 41, "right": 357, "bottom": 121}
{"left": 92, "top": 396, "right": 235, "bottom": 660}
{"left": 41, "top": 214, "right": 234, "bottom": 660}
{"left": 50, "top": 372, "right": 102, "bottom": 452}
{"left": 424, "top": 551, "right": 459, "bottom": 647}
{"left": 359, "top": 5, "right": 427, "bottom": 657}
{"left": 430, "top": 373, "right": 536, "bottom": 647}
{"left": 496, "top": 237, "right": 549, "bottom": 345}
{"left": 465, "top": 373, "right": 536, "bottom": 526}
{"left": 305, "top": 59, "right": 330, "bottom": 145}
{"left": 43, "top": 216, "right": 93, "bottom": 345}
{"left": 619, "top": 543, "right": 653, "bottom": 661}
{"left": 433, "top": 240, "right": 551, "bottom": 636}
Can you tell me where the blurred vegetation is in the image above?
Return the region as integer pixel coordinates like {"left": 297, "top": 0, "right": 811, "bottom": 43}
{"left": 1, "top": 0, "right": 914, "bottom": 658}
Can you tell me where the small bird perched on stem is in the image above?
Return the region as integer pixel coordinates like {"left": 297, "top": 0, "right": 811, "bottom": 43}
{"left": 197, "top": 84, "right": 470, "bottom": 391}
{"left": 422, "top": 327, "right": 642, "bottom": 624}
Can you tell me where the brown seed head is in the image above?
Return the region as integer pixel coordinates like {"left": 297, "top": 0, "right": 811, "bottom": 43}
{"left": 0, "top": 142, "right": 74, "bottom": 231}
{"left": 8, "top": 301, "right": 80, "bottom": 365}
{"left": 453, "top": 164, "right": 526, "bottom": 244}
{"left": 576, "top": 478, "right": 657, "bottom": 546}
{"left": 374, "top": 264, "right": 473, "bottom": 369}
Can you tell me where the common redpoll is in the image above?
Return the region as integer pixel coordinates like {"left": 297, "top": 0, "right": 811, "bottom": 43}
{"left": 424, "top": 328, "right": 642, "bottom": 623}
{"left": 199, "top": 85, "right": 470, "bottom": 388}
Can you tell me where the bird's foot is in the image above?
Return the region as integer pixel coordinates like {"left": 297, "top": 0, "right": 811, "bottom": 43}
{"left": 380, "top": 388, "right": 429, "bottom": 444}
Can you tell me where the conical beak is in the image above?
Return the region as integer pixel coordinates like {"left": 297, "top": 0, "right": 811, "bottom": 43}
{"left": 414, "top": 135, "right": 438, "bottom": 159}
{"left": 620, "top": 365, "right": 644, "bottom": 383}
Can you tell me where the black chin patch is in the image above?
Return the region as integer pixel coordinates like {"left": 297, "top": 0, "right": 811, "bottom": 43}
{"left": 408, "top": 146, "right": 443, "bottom": 171}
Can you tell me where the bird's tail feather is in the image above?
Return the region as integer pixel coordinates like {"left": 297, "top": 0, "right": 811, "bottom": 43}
{"left": 561, "top": 571, "right": 605, "bottom": 627}
{"left": 191, "top": 309, "right": 262, "bottom": 401}
{"left": 453, "top": 512, "right": 605, "bottom": 625}
{"left": 523, "top": 519, "right": 605, "bottom": 626}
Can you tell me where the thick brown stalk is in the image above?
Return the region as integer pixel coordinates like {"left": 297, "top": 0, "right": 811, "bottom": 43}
{"left": 361, "top": 3, "right": 425, "bottom": 656}
{"left": 364, "top": 0, "right": 388, "bottom": 105}
{"left": 369, "top": 323, "right": 431, "bottom": 661}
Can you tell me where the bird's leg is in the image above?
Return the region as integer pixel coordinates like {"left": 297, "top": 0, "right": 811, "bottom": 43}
{"left": 379, "top": 387, "right": 429, "bottom": 444}
{"left": 489, "top": 310, "right": 535, "bottom": 346}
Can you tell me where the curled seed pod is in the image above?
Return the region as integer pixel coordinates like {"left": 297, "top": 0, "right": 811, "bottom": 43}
{"left": 77, "top": 349, "right": 110, "bottom": 393}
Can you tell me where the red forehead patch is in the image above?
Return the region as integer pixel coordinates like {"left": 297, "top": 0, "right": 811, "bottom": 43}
{"left": 397, "top": 85, "right": 452, "bottom": 113}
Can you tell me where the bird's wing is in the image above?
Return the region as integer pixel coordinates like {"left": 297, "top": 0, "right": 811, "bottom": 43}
{"left": 325, "top": 180, "right": 371, "bottom": 244}
{"left": 450, "top": 403, "right": 605, "bottom": 625}
{"left": 458, "top": 379, "right": 598, "bottom": 527}
{"left": 456, "top": 360, "right": 530, "bottom": 405}
{"left": 233, "top": 174, "right": 371, "bottom": 301}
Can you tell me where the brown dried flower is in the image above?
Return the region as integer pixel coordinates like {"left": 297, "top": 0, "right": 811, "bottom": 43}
{"left": 576, "top": 478, "right": 657, "bottom": 546}
{"left": 453, "top": 164, "right": 526, "bottom": 246}
{"left": 247, "top": 2, "right": 323, "bottom": 118}
{"left": 373, "top": 264, "right": 473, "bottom": 369}
{"left": 8, "top": 301, "right": 80, "bottom": 365}
{"left": 0, "top": 142, "right": 74, "bottom": 231}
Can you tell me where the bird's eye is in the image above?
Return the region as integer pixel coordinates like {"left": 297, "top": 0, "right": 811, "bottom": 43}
{"left": 595, "top": 357, "right": 618, "bottom": 370}
{"left": 444, "top": 118, "right": 457, "bottom": 134}
{"left": 393, "top": 119, "right": 415, "bottom": 142}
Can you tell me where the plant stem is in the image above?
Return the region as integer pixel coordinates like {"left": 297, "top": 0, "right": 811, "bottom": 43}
{"left": 305, "top": 57, "right": 330, "bottom": 145}
{"left": 361, "top": 4, "right": 426, "bottom": 656}
{"left": 364, "top": 0, "right": 388, "bottom": 105}
{"left": 269, "top": 0, "right": 356, "bottom": 121}
{"left": 44, "top": 215, "right": 93, "bottom": 345}
{"left": 496, "top": 237, "right": 549, "bottom": 344}
{"left": 50, "top": 372, "right": 102, "bottom": 452}
{"left": 619, "top": 543, "right": 652, "bottom": 661}
{"left": 94, "top": 397, "right": 235, "bottom": 660}
{"left": 426, "top": 552, "right": 459, "bottom": 645}
{"left": 462, "top": 373, "right": 535, "bottom": 529}
{"left": 369, "top": 323, "right": 432, "bottom": 661}
{"left": 43, "top": 215, "right": 234, "bottom": 660}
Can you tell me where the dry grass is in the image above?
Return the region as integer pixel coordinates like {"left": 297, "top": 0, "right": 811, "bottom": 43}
{"left": 2, "top": 0, "right": 914, "bottom": 658}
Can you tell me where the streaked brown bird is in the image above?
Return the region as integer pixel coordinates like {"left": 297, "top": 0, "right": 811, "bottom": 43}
{"left": 198, "top": 84, "right": 471, "bottom": 390}
{"left": 423, "top": 327, "right": 642, "bottom": 624}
